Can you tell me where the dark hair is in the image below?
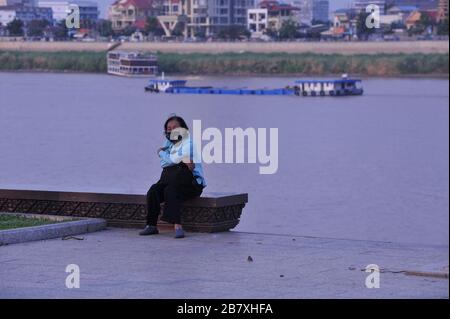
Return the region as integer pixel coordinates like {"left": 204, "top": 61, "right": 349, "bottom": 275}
{"left": 164, "top": 115, "right": 189, "bottom": 132}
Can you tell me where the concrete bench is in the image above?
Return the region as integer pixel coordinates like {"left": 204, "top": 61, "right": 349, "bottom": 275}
{"left": 0, "top": 189, "right": 248, "bottom": 232}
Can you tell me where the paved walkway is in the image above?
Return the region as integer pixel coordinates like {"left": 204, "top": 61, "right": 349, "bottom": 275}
{"left": 0, "top": 228, "right": 448, "bottom": 298}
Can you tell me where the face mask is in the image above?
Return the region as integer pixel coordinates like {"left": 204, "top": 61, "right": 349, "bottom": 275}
{"left": 165, "top": 131, "right": 182, "bottom": 143}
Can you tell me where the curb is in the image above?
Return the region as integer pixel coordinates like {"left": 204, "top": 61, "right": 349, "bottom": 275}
{"left": 0, "top": 212, "right": 106, "bottom": 245}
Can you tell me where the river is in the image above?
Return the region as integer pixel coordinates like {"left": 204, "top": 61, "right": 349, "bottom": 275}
{"left": 0, "top": 72, "right": 448, "bottom": 246}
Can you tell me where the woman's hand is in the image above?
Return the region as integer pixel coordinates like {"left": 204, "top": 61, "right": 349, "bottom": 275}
{"left": 157, "top": 146, "right": 168, "bottom": 155}
{"left": 182, "top": 158, "right": 195, "bottom": 171}
{"left": 185, "top": 162, "right": 195, "bottom": 171}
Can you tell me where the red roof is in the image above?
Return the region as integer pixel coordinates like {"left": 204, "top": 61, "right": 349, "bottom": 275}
{"left": 423, "top": 9, "right": 439, "bottom": 23}
{"left": 111, "top": 0, "right": 156, "bottom": 9}
{"left": 259, "top": 0, "right": 299, "bottom": 12}
{"left": 133, "top": 19, "right": 146, "bottom": 29}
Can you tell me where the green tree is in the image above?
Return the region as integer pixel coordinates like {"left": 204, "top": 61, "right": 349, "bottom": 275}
{"left": 7, "top": 19, "right": 24, "bottom": 36}
{"left": 52, "top": 19, "right": 68, "bottom": 39}
{"left": 96, "top": 19, "right": 113, "bottom": 37}
{"left": 278, "top": 19, "right": 299, "bottom": 40}
{"left": 27, "top": 19, "right": 49, "bottom": 37}
{"left": 356, "top": 11, "right": 376, "bottom": 40}
{"left": 437, "top": 18, "right": 449, "bottom": 35}
{"left": 171, "top": 21, "right": 185, "bottom": 37}
{"left": 118, "top": 25, "right": 136, "bottom": 37}
{"left": 409, "top": 12, "right": 435, "bottom": 35}
{"left": 145, "top": 16, "right": 164, "bottom": 36}
{"left": 194, "top": 28, "right": 206, "bottom": 39}
{"left": 217, "top": 25, "right": 250, "bottom": 40}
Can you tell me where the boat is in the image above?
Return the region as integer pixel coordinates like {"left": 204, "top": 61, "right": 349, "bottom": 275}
{"left": 107, "top": 51, "right": 158, "bottom": 77}
{"left": 293, "top": 76, "right": 364, "bottom": 96}
{"left": 144, "top": 75, "right": 363, "bottom": 97}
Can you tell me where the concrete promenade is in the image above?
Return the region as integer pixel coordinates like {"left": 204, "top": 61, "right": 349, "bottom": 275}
{"left": 0, "top": 228, "right": 447, "bottom": 298}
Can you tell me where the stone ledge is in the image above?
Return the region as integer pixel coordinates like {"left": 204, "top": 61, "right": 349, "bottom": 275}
{"left": 0, "top": 212, "right": 106, "bottom": 245}
{"left": 0, "top": 189, "right": 248, "bottom": 233}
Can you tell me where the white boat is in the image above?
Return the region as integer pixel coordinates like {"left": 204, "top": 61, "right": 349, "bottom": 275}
{"left": 107, "top": 51, "right": 158, "bottom": 77}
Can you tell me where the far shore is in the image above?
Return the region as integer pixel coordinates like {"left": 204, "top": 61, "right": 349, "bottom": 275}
{"left": 1, "top": 48, "right": 448, "bottom": 77}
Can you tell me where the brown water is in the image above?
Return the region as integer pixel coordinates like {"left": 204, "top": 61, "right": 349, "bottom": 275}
{"left": 0, "top": 72, "right": 448, "bottom": 245}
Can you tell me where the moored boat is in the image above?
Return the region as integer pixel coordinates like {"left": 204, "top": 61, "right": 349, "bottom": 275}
{"left": 144, "top": 75, "right": 363, "bottom": 97}
{"left": 293, "top": 77, "right": 363, "bottom": 96}
{"left": 107, "top": 51, "right": 158, "bottom": 77}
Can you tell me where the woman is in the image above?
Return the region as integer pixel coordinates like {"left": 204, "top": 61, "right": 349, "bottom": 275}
{"left": 139, "top": 115, "right": 206, "bottom": 238}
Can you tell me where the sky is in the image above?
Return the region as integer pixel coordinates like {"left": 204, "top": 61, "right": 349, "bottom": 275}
{"left": 88, "top": 0, "right": 354, "bottom": 19}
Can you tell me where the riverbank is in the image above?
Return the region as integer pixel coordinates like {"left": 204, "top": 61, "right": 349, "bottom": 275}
{"left": 0, "top": 50, "right": 448, "bottom": 76}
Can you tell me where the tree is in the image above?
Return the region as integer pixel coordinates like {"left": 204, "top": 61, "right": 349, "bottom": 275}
{"left": 356, "top": 11, "right": 376, "bottom": 40}
{"left": 7, "top": 19, "right": 24, "bottom": 36}
{"left": 171, "top": 21, "right": 185, "bottom": 37}
{"left": 27, "top": 19, "right": 49, "bottom": 37}
{"left": 437, "top": 18, "right": 449, "bottom": 35}
{"left": 278, "top": 19, "right": 299, "bottom": 40}
{"left": 409, "top": 12, "right": 436, "bottom": 36}
{"left": 96, "top": 19, "right": 113, "bottom": 37}
{"left": 217, "top": 25, "right": 250, "bottom": 40}
{"left": 118, "top": 25, "right": 137, "bottom": 37}
{"left": 194, "top": 28, "right": 206, "bottom": 39}
{"left": 145, "top": 16, "right": 164, "bottom": 36}
{"left": 52, "top": 19, "right": 68, "bottom": 40}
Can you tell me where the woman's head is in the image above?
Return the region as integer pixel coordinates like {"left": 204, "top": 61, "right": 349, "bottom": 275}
{"left": 164, "top": 115, "right": 189, "bottom": 133}
{"left": 164, "top": 115, "right": 189, "bottom": 143}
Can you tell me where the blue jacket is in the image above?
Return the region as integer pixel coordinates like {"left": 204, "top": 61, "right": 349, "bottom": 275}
{"left": 158, "top": 135, "right": 207, "bottom": 187}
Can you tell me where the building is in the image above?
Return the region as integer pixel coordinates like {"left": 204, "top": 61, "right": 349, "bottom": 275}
{"left": 38, "top": 1, "right": 98, "bottom": 26}
{"left": 330, "top": 8, "right": 358, "bottom": 38}
{"left": 405, "top": 9, "right": 421, "bottom": 28}
{"left": 353, "top": 0, "right": 387, "bottom": 14}
{"left": 257, "top": 0, "right": 299, "bottom": 31}
{"left": 290, "top": 0, "right": 312, "bottom": 25}
{"left": 108, "top": 0, "right": 161, "bottom": 31}
{"left": 0, "top": 6, "right": 15, "bottom": 26}
{"left": 188, "top": 0, "right": 255, "bottom": 37}
{"left": 437, "top": 0, "right": 448, "bottom": 21}
{"left": 0, "top": 4, "right": 52, "bottom": 26}
{"left": 0, "top": 0, "right": 36, "bottom": 6}
{"left": 290, "top": 0, "right": 329, "bottom": 26}
{"left": 247, "top": 7, "right": 267, "bottom": 36}
{"left": 154, "top": 0, "right": 182, "bottom": 36}
{"left": 386, "top": 0, "right": 439, "bottom": 10}
{"left": 156, "top": 0, "right": 255, "bottom": 38}
{"left": 312, "top": 0, "right": 328, "bottom": 23}
{"left": 387, "top": 5, "right": 418, "bottom": 14}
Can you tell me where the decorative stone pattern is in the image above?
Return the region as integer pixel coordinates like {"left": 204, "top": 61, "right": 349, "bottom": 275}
{"left": 0, "top": 190, "right": 248, "bottom": 233}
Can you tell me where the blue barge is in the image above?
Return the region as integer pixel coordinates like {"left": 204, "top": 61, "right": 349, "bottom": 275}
{"left": 144, "top": 75, "right": 363, "bottom": 97}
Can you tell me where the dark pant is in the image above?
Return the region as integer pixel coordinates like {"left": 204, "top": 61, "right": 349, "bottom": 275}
{"left": 146, "top": 163, "right": 203, "bottom": 226}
